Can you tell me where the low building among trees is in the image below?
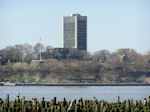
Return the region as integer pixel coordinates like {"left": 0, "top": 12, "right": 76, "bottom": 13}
{"left": 41, "top": 48, "right": 87, "bottom": 60}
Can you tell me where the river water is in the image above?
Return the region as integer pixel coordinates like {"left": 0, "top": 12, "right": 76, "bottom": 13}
{"left": 0, "top": 86, "right": 150, "bottom": 102}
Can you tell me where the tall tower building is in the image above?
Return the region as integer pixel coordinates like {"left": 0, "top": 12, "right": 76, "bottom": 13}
{"left": 63, "top": 14, "right": 87, "bottom": 50}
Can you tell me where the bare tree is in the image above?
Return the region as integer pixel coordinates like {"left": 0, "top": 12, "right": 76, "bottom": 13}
{"left": 93, "top": 49, "right": 110, "bottom": 63}
{"left": 108, "top": 48, "right": 146, "bottom": 65}
{"left": 34, "top": 43, "right": 44, "bottom": 58}
{"left": 46, "top": 45, "right": 53, "bottom": 51}
{"left": 22, "top": 44, "right": 33, "bottom": 63}
{"left": 15, "top": 45, "right": 24, "bottom": 62}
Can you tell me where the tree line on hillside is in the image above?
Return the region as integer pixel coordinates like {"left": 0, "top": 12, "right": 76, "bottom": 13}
{"left": 0, "top": 43, "right": 150, "bottom": 83}
{"left": 0, "top": 43, "right": 150, "bottom": 66}
{"left": 0, "top": 43, "right": 52, "bottom": 64}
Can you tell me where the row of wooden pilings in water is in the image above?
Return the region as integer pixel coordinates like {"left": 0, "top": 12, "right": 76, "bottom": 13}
{"left": 0, "top": 94, "right": 150, "bottom": 112}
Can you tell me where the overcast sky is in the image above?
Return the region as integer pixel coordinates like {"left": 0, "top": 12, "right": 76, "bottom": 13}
{"left": 0, "top": 0, "right": 150, "bottom": 54}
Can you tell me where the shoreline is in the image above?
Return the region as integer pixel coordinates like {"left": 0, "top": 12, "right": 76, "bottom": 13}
{"left": 1, "top": 83, "right": 150, "bottom": 86}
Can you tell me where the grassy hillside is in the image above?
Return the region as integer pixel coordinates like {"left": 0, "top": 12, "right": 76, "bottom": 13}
{"left": 0, "top": 59, "right": 150, "bottom": 83}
